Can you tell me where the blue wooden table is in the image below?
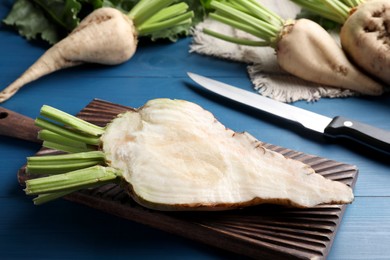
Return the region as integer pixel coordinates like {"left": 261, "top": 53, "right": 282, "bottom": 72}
{"left": 1, "top": 2, "right": 390, "bottom": 259}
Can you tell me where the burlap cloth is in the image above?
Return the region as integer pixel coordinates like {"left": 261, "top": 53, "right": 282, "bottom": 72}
{"left": 189, "top": 0, "right": 356, "bottom": 102}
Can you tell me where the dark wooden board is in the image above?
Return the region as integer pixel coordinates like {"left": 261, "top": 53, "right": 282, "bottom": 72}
{"left": 18, "top": 99, "right": 358, "bottom": 259}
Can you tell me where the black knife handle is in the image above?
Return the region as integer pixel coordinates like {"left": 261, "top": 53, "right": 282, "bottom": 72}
{"left": 324, "top": 116, "right": 390, "bottom": 154}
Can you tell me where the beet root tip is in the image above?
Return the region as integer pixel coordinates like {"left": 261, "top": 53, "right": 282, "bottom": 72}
{"left": 0, "top": 87, "right": 18, "bottom": 103}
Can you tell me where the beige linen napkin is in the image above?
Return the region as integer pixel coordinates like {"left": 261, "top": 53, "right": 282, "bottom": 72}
{"left": 190, "top": 0, "right": 355, "bottom": 102}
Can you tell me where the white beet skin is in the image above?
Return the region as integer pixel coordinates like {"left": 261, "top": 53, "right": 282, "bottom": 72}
{"left": 0, "top": 7, "right": 137, "bottom": 103}
{"left": 276, "top": 19, "right": 384, "bottom": 95}
{"left": 340, "top": 0, "right": 390, "bottom": 85}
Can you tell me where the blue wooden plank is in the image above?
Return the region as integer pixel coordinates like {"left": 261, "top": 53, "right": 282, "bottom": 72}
{"left": 329, "top": 197, "right": 390, "bottom": 259}
{"left": 0, "top": 137, "right": 40, "bottom": 197}
{"left": 0, "top": 197, "right": 235, "bottom": 260}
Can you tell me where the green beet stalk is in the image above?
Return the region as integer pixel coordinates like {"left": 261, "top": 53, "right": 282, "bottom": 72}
{"left": 290, "top": 0, "right": 364, "bottom": 24}
{"left": 25, "top": 166, "right": 122, "bottom": 205}
{"left": 26, "top": 151, "right": 106, "bottom": 175}
{"left": 202, "top": 0, "right": 284, "bottom": 48}
{"left": 24, "top": 105, "right": 120, "bottom": 204}
{"left": 290, "top": 0, "right": 346, "bottom": 23}
{"left": 35, "top": 105, "right": 104, "bottom": 149}
{"left": 138, "top": 9, "right": 194, "bottom": 35}
{"left": 34, "top": 105, "right": 104, "bottom": 151}
{"left": 129, "top": 0, "right": 194, "bottom": 37}
{"left": 35, "top": 117, "right": 101, "bottom": 146}
{"left": 39, "top": 105, "right": 105, "bottom": 136}
{"left": 38, "top": 130, "right": 95, "bottom": 153}
{"left": 25, "top": 166, "right": 120, "bottom": 195}
{"left": 33, "top": 190, "right": 76, "bottom": 205}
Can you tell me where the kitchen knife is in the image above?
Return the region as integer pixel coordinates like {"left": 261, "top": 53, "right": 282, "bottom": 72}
{"left": 187, "top": 72, "right": 390, "bottom": 154}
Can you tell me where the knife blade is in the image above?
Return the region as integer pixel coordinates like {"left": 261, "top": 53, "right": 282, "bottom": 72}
{"left": 187, "top": 72, "right": 390, "bottom": 154}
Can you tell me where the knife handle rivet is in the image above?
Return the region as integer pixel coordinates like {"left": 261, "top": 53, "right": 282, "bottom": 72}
{"left": 344, "top": 121, "right": 353, "bottom": 127}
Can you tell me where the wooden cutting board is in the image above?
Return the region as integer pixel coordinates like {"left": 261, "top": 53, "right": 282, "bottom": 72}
{"left": 17, "top": 99, "right": 358, "bottom": 259}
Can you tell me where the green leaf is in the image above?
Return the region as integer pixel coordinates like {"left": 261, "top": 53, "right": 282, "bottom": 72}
{"left": 3, "top": 0, "right": 61, "bottom": 44}
{"left": 101, "top": 0, "right": 138, "bottom": 12}
{"left": 80, "top": 0, "right": 104, "bottom": 9}
{"left": 33, "top": 0, "right": 82, "bottom": 31}
{"left": 146, "top": 22, "right": 191, "bottom": 42}
{"left": 184, "top": 0, "right": 207, "bottom": 25}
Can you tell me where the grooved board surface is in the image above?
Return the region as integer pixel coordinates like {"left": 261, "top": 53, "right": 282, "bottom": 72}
{"left": 18, "top": 99, "right": 358, "bottom": 260}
